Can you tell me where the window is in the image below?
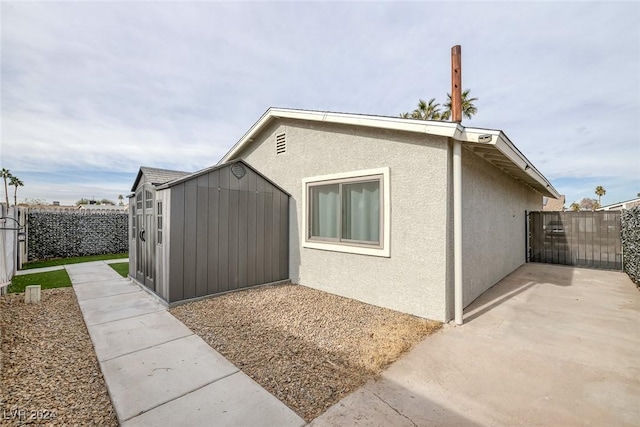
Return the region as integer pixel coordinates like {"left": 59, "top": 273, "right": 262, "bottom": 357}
{"left": 136, "top": 192, "right": 143, "bottom": 210}
{"left": 303, "top": 167, "right": 390, "bottom": 257}
{"left": 157, "top": 201, "right": 163, "bottom": 244}
{"left": 145, "top": 190, "right": 153, "bottom": 209}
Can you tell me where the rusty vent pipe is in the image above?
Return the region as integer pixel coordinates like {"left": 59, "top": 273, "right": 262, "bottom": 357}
{"left": 451, "top": 45, "right": 462, "bottom": 123}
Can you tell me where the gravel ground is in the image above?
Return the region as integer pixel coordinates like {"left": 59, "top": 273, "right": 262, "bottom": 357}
{"left": 0, "top": 288, "right": 117, "bottom": 426}
{"left": 171, "top": 284, "right": 441, "bottom": 421}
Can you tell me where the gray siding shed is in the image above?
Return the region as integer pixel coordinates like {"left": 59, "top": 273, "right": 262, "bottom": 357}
{"left": 163, "top": 160, "right": 290, "bottom": 304}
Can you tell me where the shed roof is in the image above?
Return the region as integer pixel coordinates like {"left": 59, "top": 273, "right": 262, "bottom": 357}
{"left": 219, "top": 108, "right": 561, "bottom": 199}
{"left": 156, "top": 159, "right": 291, "bottom": 196}
{"left": 131, "top": 166, "right": 191, "bottom": 191}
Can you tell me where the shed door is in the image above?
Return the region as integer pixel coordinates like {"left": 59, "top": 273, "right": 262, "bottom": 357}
{"left": 135, "top": 187, "right": 155, "bottom": 290}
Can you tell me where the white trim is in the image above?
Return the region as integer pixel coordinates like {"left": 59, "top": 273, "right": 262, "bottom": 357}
{"left": 301, "top": 167, "right": 391, "bottom": 258}
{"left": 219, "top": 108, "right": 560, "bottom": 199}
{"left": 453, "top": 140, "right": 463, "bottom": 325}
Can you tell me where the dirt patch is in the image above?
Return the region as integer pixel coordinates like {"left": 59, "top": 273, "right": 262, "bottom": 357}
{"left": 170, "top": 284, "right": 441, "bottom": 421}
{"left": 0, "top": 288, "right": 117, "bottom": 426}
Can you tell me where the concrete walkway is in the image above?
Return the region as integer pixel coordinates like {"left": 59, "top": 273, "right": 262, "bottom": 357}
{"left": 311, "top": 263, "right": 640, "bottom": 426}
{"left": 15, "top": 257, "right": 128, "bottom": 275}
{"left": 66, "top": 261, "right": 304, "bottom": 426}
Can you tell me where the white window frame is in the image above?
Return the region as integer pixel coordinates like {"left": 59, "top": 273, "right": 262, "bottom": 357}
{"left": 302, "top": 167, "right": 390, "bottom": 257}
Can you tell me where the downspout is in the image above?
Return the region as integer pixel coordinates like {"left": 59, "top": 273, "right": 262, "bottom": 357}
{"left": 453, "top": 139, "right": 463, "bottom": 325}
{"left": 451, "top": 45, "right": 463, "bottom": 325}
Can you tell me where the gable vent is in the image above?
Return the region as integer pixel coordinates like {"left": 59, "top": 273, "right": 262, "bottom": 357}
{"left": 276, "top": 132, "right": 286, "bottom": 155}
{"left": 231, "top": 163, "right": 246, "bottom": 179}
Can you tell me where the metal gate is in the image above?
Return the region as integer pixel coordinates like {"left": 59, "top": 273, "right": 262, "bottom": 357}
{"left": 527, "top": 211, "right": 622, "bottom": 270}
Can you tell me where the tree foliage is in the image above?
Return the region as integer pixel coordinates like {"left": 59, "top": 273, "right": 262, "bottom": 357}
{"left": 9, "top": 175, "right": 24, "bottom": 206}
{"left": 442, "top": 89, "right": 478, "bottom": 120}
{"left": 579, "top": 198, "right": 599, "bottom": 211}
{"left": 595, "top": 186, "right": 606, "bottom": 205}
{"left": 1, "top": 168, "right": 11, "bottom": 207}
{"left": 570, "top": 202, "right": 581, "bottom": 212}
{"left": 1, "top": 169, "right": 26, "bottom": 207}
{"left": 401, "top": 89, "right": 478, "bottom": 121}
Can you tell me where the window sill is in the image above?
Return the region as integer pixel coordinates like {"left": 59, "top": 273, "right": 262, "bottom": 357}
{"left": 303, "top": 240, "right": 390, "bottom": 257}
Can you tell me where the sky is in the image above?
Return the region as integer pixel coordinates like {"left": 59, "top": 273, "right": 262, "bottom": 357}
{"left": 1, "top": 1, "right": 639, "bottom": 207}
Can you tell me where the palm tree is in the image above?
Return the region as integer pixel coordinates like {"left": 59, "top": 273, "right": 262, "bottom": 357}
{"left": 9, "top": 175, "right": 23, "bottom": 206}
{"left": 569, "top": 202, "right": 581, "bottom": 212}
{"left": 401, "top": 90, "right": 478, "bottom": 122}
{"left": 442, "top": 89, "right": 478, "bottom": 121}
{"left": 595, "top": 186, "right": 606, "bottom": 205}
{"left": 400, "top": 98, "right": 442, "bottom": 120}
{"left": 1, "top": 168, "right": 11, "bottom": 207}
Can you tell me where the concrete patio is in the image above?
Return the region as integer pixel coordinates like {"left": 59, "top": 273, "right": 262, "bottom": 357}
{"left": 311, "top": 263, "right": 640, "bottom": 426}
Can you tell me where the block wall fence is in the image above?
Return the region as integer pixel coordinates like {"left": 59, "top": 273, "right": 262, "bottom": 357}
{"left": 622, "top": 206, "right": 640, "bottom": 286}
{"left": 26, "top": 210, "right": 128, "bottom": 261}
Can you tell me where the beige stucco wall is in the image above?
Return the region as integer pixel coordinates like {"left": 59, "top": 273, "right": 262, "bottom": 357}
{"left": 455, "top": 146, "right": 542, "bottom": 315}
{"left": 239, "top": 119, "right": 451, "bottom": 321}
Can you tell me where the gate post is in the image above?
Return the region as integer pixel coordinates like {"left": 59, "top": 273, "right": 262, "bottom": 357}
{"left": 525, "top": 210, "right": 530, "bottom": 263}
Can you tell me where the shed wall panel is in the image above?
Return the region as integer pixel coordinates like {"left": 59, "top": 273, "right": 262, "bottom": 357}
{"left": 155, "top": 161, "right": 289, "bottom": 303}
{"left": 229, "top": 168, "right": 240, "bottom": 191}
{"left": 183, "top": 186, "right": 197, "bottom": 299}
{"left": 247, "top": 189, "right": 257, "bottom": 286}
{"left": 157, "top": 189, "right": 171, "bottom": 301}
{"left": 220, "top": 166, "right": 230, "bottom": 189}
{"left": 264, "top": 193, "right": 274, "bottom": 283}
{"left": 248, "top": 169, "right": 257, "bottom": 192}
{"left": 169, "top": 185, "right": 185, "bottom": 302}
{"left": 196, "top": 187, "right": 209, "bottom": 297}
{"left": 218, "top": 188, "right": 230, "bottom": 292}
{"left": 208, "top": 169, "right": 220, "bottom": 188}
{"left": 238, "top": 189, "right": 249, "bottom": 288}
{"left": 256, "top": 192, "right": 265, "bottom": 285}
{"left": 272, "top": 192, "right": 281, "bottom": 280}
{"left": 207, "top": 188, "right": 220, "bottom": 294}
{"left": 239, "top": 170, "right": 250, "bottom": 191}
{"left": 279, "top": 193, "right": 289, "bottom": 280}
{"left": 228, "top": 189, "right": 240, "bottom": 290}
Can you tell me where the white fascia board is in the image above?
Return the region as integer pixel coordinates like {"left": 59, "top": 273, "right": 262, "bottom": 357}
{"left": 455, "top": 127, "right": 560, "bottom": 199}
{"left": 219, "top": 109, "right": 274, "bottom": 164}
{"left": 218, "top": 108, "right": 560, "bottom": 199}
{"left": 495, "top": 133, "right": 561, "bottom": 199}
{"left": 219, "top": 108, "right": 459, "bottom": 163}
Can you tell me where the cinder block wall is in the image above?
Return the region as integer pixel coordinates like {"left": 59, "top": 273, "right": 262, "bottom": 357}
{"left": 27, "top": 212, "right": 128, "bottom": 261}
{"left": 622, "top": 206, "right": 640, "bottom": 285}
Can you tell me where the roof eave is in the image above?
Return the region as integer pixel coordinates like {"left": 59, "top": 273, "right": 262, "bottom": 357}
{"left": 456, "top": 128, "right": 561, "bottom": 199}
{"left": 219, "top": 108, "right": 559, "bottom": 199}
{"left": 219, "top": 108, "right": 460, "bottom": 164}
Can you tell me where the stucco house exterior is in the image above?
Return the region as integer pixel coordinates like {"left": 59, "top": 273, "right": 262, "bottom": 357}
{"left": 597, "top": 197, "right": 640, "bottom": 211}
{"left": 129, "top": 108, "right": 560, "bottom": 323}
{"left": 543, "top": 195, "right": 566, "bottom": 211}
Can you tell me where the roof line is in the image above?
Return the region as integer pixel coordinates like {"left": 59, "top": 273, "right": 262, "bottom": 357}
{"left": 218, "top": 107, "right": 560, "bottom": 199}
